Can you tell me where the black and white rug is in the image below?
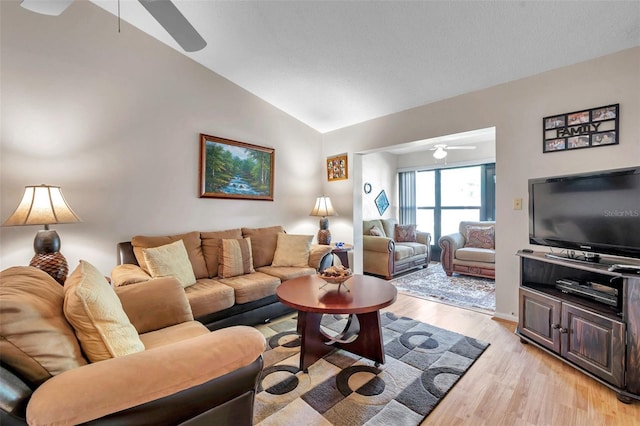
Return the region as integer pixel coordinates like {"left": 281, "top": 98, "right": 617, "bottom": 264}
{"left": 390, "top": 264, "right": 495, "bottom": 313}
{"left": 254, "top": 312, "right": 489, "bottom": 425}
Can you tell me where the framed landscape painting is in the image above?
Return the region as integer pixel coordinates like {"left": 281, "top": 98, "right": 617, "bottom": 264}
{"left": 199, "top": 134, "right": 275, "bottom": 200}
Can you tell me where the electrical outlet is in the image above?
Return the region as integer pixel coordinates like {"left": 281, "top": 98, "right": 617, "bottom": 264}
{"left": 513, "top": 198, "right": 522, "bottom": 210}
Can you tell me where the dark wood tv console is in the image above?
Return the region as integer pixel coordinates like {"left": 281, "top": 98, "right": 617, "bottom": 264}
{"left": 515, "top": 250, "right": 640, "bottom": 403}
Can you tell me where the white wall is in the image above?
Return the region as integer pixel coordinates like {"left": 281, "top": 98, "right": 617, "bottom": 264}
{"left": 0, "top": 1, "right": 323, "bottom": 275}
{"left": 362, "top": 153, "right": 398, "bottom": 220}
{"left": 322, "top": 47, "right": 640, "bottom": 320}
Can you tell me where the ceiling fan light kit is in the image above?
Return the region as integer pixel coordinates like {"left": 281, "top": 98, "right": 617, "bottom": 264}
{"left": 433, "top": 147, "right": 448, "bottom": 159}
{"left": 430, "top": 143, "right": 476, "bottom": 160}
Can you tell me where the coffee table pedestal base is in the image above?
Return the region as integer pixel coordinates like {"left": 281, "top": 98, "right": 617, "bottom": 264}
{"left": 297, "top": 311, "right": 385, "bottom": 372}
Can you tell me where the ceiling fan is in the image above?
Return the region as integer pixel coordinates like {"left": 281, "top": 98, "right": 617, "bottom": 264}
{"left": 19, "top": 0, "right": 207, "bottom": 52}
{"left": 428, "top": 144, "right": 476, "bottom": 160}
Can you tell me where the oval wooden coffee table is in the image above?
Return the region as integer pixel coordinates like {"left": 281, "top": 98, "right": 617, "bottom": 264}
{"left": 276, "top": 274, "right": 397, "bottom": 372}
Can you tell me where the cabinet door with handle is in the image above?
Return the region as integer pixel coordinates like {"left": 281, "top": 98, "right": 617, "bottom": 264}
{"left": 561, "top": 302, "right": 625, "bottom": 388}
{"left": 518, "top": 288, "right": 561, "bottom": 353}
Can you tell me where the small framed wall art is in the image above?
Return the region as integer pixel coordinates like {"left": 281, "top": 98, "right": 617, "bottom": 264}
{"left": 327, "top": 154, "right": 348, "bottom": 181}
{"left": 542, "top": 104, "right": 618, "bottom": 153}
{"left": 375, "top": 190, "right": 389, "bottom": 216}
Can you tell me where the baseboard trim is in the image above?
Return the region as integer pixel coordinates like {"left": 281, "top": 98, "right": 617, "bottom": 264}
{"left": 493, "top": 311, "right": 518, "bottom": 322}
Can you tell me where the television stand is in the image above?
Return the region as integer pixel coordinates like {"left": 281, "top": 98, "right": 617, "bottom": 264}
{"left": 516, "top": 250, "right": 640, "bottom": 403}
{"left": 544, "top": 251, "right": 619, "bottom": 267}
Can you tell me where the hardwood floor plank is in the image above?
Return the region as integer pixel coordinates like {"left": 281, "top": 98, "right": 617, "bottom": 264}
{"left": 385, "top": 293, "right": 640, "bottom": 425}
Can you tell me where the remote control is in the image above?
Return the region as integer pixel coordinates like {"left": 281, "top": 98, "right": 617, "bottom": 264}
{"left": 608, "top": 264, "right": 640, "bottom": 274}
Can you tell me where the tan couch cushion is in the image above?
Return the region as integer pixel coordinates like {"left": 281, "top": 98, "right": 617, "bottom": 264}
{"left": 455, "top": 247, "right": 496, "bottom": 263}
{"left": 217, "top": 272, "right": 281, "bottom": 304}
{"left": 142, "top": 240, "right": 197, "bottom": 288}
{"left": 115, "top": 278, "right": 194, "bottom": 334}
{"left": 139, "top": 321, "right": 209, "bottom": 350}
{"left": 110, "top": 264, "right": 152, "bottom": 287}
{"left": 363, "top": 219, "right": 385, "bottom": 237}
{"left": 0, "top": 266, "right": 87, "bottom": 386}
{"left": 201, "top": 228, "right": 243, "bottom": 277}
{"left": 64, "top": 260, "right": 145, "bottom": 362}
{"left": 218, "top": 238, "right": 255, "bottom": 278}
{"left": 184, "top": 279, "right": 235, "bottom": 319}
{"left": 131, "top": 231, "right": 208, "bottom": 279}
{"left": 242, "top": 226, "right": 284, "bottom": 267}
{"left": 271, "top": 233, "right": 313, "bottom": 267}
{"left": 394, "top": 244, "right": 415, "bottom": 261}
{"left": 380, "top": 219, "right": 398, "bottom": 240}
{"left": 255, "top": 265, "right": 316, "bottom": 281}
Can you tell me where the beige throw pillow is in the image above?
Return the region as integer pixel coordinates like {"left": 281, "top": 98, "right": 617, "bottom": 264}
{"left": 142, "top": 240, "right": 197, "bottom": 288}
{"left": 64, "top": 260, "right": 145, "bottom": 363}
{"left": 218, "top": 238, "right": 255, "bottom": 278}
{"left": 271, "top": 233, "right": 313, "bottom": 267}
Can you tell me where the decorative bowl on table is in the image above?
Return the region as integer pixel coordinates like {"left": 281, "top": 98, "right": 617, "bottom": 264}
{"left": 318, "top": 265, "right": 353, "bottom": 286}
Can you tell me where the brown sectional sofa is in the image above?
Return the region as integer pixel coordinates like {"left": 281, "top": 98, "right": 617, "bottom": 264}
{"left": 0, "top": 264, "right": 267, "bottom": 425}
{"left": 112, "top": 226, "right": 334, "bottom": 330}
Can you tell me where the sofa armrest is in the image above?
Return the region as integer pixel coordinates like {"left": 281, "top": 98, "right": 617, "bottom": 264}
{"left": 27, "top": 327, "right": 267, "bottom": 426}
{"left": 416, "top": 231, "right": 431, "bottom": 246}
{"left": 110, "top": 264, "right": 151, "bottom": 287}
{"left": 116, "top": 278, "right": 194, "bottom": 334}
{"left": 438, "top": 233, "right": 465, "bottom": 276}
{"left": 363, "top": 235, "right": 394, "bottom": 253}
{"left": 308, "top": 244, "right": 334, "bottom": 269}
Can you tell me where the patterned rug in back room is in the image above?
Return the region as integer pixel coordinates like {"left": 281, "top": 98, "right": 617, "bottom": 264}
{"left": 389, "top": 264, "right": 495, "bottom": 314}
{"left": 254, "top": 312, "right": 489, "bottom": 426}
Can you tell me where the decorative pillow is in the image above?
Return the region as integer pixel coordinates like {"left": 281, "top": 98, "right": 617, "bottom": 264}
{"left": 241, "top": 226, "right": 284, "bottom": 267}
{"left": 142, "top": 240, "right": 197, "bottom": 288}
{"left": 465, "top": 226, "right": 495, "bottom": 249}
{"left": 394, "top": 224, "right": 417, "bottom": 242}
{"left": 271, "top": 233, "right": 313, "bottom": 267}
{"left": 369, "top": 226, "right": 384, "bottom": 236}
{"left": 0, "top": 266, "right": 87, "bottom": 385}
{"left": 201, "top": 228, "right": 243, "bottom": 277}
{"left": 219, "top": 238, "right": 255, "bottom": 278}
{"left": 131, "top": 231, "right": 208, "bottom": 279}
{"left": 64, "top": 260, "right": 145, "bottom": 363}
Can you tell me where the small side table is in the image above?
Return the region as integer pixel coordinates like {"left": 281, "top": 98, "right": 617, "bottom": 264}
{"left": 331, "top": 243, "right": 353, "bottom": 268}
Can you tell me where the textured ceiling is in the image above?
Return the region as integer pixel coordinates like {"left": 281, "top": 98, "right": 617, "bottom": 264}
{"left": 90, "top": 0, "right": 640, "bottom": 134}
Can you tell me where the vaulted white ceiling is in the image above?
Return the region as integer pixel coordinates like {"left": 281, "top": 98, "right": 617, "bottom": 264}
{"left": 90, "top": 1, "right": 640, "bottom": 134}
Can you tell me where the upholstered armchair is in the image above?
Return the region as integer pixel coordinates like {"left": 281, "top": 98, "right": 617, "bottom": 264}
{"left": 0, "top": 263, "right": 266, "bottom": 426}
{"left": 362, "top": 218, "right": 431, "bottom": 280}
{"left": 438, "top": 220, "right": 496, "bottom": 279}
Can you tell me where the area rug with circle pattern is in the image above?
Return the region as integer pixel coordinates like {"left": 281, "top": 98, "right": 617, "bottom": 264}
{"left": 254, "top": 311, "right": 489, "bottom": 425}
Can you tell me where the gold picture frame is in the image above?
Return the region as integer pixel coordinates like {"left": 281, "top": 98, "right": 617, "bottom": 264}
{"left": 327, "top": 154, "right": 348, "bottom": 181}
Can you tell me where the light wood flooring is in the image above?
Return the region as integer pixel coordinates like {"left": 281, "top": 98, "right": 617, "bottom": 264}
{"left": 386, "top": 293, "right": 640, "bottom": 426}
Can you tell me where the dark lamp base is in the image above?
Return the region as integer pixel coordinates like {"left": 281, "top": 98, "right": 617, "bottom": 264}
{"left": 30, "top": 252, "right": 69, "bottom": 285}
{"left": 317, "top": 229, "right": 332, "bottom": 245}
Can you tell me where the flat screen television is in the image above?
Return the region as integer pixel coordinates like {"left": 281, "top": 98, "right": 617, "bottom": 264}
{"left": 528, "top": 166, "right": 640, "bottom": 262}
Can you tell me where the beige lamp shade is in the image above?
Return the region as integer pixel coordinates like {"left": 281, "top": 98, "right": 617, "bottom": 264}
{"left": 2, "top": 185, "right": 80, "bottom": 285}
{"left": 310, "top": 196, "right": 337, "bottom": 245}
{"left": 2, "top": 185, "right": 81, "bottom": 226}
{"left": 309, "top": 196, "right": 337, "bottom": 218}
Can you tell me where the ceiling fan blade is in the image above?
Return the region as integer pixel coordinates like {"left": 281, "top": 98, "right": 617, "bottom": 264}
{"left": 447, "top": 146, "right": 476, "bottom": 150}
{"left": 20, "top": 0, "right": 74, "bottom": 16}
{"left": 139, "top": 0, "right": 206, "bottom": 52}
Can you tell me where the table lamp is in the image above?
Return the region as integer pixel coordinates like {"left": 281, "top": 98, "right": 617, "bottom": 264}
{"left": 2, "top": 184, "right": 80, "bottom": 284}
{"left": 309, "top": 196, "right": 337, "bottom": 245}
